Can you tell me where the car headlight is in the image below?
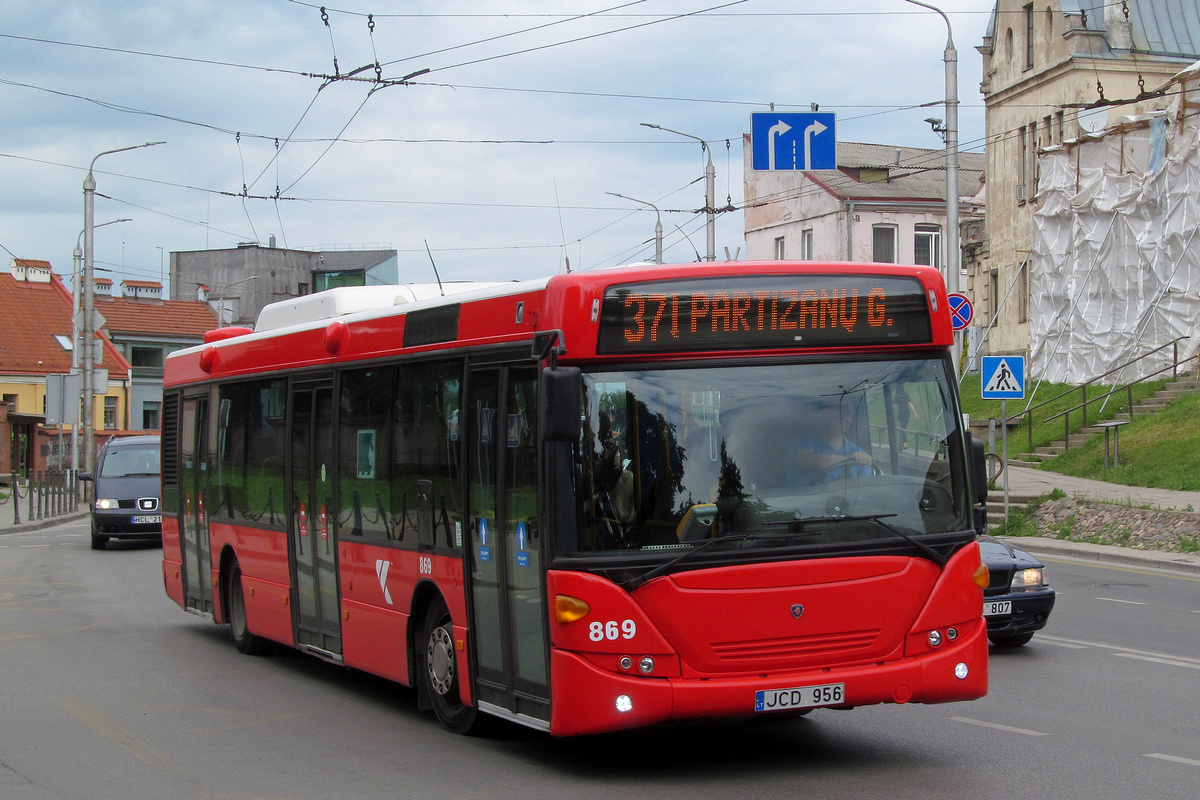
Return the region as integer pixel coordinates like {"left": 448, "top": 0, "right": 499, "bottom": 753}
{"left": 95, "top": 498, "right": 121, "bottom": 510}
{"left": 1010, "top": 567, "right": 1044, "bottom": 589}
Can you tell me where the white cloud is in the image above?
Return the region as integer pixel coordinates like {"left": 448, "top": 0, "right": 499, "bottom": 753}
{"left": 0, "top": 0, "right": 994, "bottom": 288}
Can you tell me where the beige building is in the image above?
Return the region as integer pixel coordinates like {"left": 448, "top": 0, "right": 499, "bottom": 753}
{"left": 971, "top": 0, "right": 1200, "bottom": 361}
{"left": 744, "top": 138, "right": 985, "bottom": 268}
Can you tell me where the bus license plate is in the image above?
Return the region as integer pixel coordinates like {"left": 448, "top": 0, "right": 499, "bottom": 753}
{"left": 755, "top": 682, "right": 844, "bottom": 712}
{"left": 983, "top": 600, "right": 1011, "bottom": 617}
{"left": 133, "top": 515, "right": 162, "bottom": 525}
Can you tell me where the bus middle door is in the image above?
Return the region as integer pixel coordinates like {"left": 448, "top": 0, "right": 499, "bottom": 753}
{"left": 466, "top": 365, "right": 550, "bottom": 728}
{"left": 179, "top": 394, "right": 214, "bottom": 615}
{"left": 288, "top": 379, "right": 342, "bottom": 660}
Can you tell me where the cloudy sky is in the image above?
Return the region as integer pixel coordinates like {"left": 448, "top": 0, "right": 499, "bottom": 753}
{"left": 0, "top": 0, "right": 995, "bottom": 294}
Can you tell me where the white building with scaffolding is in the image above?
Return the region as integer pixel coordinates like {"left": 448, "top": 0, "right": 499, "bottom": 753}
{"left": 1028, "top": 62, "right": 1200, "bottom": 383}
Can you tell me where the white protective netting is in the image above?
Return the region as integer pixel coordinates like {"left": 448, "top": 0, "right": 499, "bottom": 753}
{"left": 1030, "top": 64, "right": 1200, "bottom": 383}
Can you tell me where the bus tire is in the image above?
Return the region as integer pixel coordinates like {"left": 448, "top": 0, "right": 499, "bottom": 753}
{"left": 420, "top": 598, "right": 481, "bottom": 734}
{"left": 229, "top": 562, "right": 271, "bottom": 656}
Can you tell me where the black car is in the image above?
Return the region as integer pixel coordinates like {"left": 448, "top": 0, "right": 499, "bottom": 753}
{"left": 978, "top": 535, "right": 1056, "bottom": 647}
{"left": 80, "top": 435, "right": 162, "bottom": 551}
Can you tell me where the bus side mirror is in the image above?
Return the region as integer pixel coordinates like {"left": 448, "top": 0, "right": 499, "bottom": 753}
{"left": 540, "top": 367, "right": 582, "bottom": 443}
{"left": 969, "top": 436, "right": 988, "bottom": 504}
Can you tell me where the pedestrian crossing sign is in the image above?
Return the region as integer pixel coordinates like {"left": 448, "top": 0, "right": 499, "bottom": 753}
{"left": 981, "top": 356, "right": 1026, "bottom": 399}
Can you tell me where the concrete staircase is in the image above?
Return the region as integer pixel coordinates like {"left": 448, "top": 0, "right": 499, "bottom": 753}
{"left": 984, "top": 376, "right": 1200, "bottom": 519}
{"left": 1015, "top": 377, "right": 1200, "bottom": 467}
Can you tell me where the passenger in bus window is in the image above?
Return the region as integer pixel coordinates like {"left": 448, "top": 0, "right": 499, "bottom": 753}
{"left": 785, "top": 400, "right": 873, "bottom": 485}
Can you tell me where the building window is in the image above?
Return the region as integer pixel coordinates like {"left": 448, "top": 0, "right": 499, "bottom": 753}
{"left": 103, "top": 397, "right": 118, "bottom": 430}
{"left": 143, "top": 402, "right": 161, "bottom": 431}
{"left": 872, "top": 226, "right": 898, "bottom": 263}
{"left": 989, "top": 269, "right": 1001, "bottom": 324}
{"left": 130, "top": 346, "right": 164, "bottom": 368}
{"left": 2, "top": 393, "right": 16, "bottom": 411}
{"left": 1024, "top": 4, "right": 1034, "bottom": 70}
{"left": 774, "top": 236, "right": 785, "bottom": 259}
{"left": 1018, "top": 125, "right": 1028, "bottom": 204}
{"left": 1018, "top": 260, "right": 1029, "bottom": 323}
{"left": 314, "top": 269, "right": 366, "bottom": 291}
{"left": 801, "top": 229, "right": 814, "bottom": 260}
{"left": 914, "top": 225, "right": 942, "bottom": 269}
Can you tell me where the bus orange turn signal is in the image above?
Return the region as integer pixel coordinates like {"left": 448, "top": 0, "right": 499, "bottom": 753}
{"left": 973, "top": 563, "right": 990, "bottom": 589}
{"left": 555, "top": 594, "right": 591, "bottom": 624}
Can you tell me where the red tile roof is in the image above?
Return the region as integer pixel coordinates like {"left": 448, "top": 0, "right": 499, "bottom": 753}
{"left": 0, "top": 270, "right": 129, "bottom": 377}
{"left": 95, "top": 294, "right": 218, "bottom": 338}
{"left": 122, "top": 280, "right": 162, "bottom": 289}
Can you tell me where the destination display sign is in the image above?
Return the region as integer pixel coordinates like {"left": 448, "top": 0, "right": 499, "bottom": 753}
{"left": 596, "top": 275, "right": 933, "bottom": 354}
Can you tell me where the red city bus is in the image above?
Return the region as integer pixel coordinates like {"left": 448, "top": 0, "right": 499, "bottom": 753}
{"left": 161, "top": 261, "right": 992, "bottom": 737}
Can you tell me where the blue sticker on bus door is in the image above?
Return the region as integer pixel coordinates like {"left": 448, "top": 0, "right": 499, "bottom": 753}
{"left": 478, "top": 518, "right": 491, "bottom": 562}
{"left": 515, "top": 521, "right": 529, "bottom": 567}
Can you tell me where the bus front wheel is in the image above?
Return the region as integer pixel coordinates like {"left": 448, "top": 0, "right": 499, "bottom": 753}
{"left": 421, "top": 598, "right": 481, "bottom": 734}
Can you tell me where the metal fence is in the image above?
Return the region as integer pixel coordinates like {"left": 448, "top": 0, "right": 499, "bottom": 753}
{"left": 0, "top": 470, "right": 82, "bottom": 526}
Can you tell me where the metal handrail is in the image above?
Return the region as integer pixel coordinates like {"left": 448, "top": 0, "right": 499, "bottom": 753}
{"left": 1022, "top": 337, "right": 1194, "bottom": 454}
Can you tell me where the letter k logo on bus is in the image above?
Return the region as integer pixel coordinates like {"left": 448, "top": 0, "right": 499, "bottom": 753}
{"left": 375, "top": 559, "right": 394, "bottom": 605}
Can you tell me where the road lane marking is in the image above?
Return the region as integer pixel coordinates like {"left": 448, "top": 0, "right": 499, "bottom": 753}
{"left": 1039, "top": 635, "right": 1200, "bottom": 667}
{"left": 1145, "top": 753, "right": 1200, "bottom": 767}
{"left": 950, "top": 717, "right": 1050, "bottom": 736}
{"left": 1115, "top": 653, "right": 1200, "bottom": 670}
{"left": 55, "top": 696, "right": 178, "bottom": 771}
{"left": 1040, "top": 556, "right": 1200, "bottom": 582}
{"left": 1036, "top": 639, "right": 1088, "bottom": 649}
{"left": 1095, "top": 597, "right": 1146, "bottom": 604}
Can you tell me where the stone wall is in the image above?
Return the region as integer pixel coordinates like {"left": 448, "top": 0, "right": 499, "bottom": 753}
{"left": 1028, "top": 497, "right": 1200, "bottom": 553}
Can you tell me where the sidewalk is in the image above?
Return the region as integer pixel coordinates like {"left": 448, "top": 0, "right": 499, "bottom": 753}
{"left": 1003, "top": 464, "right": 1200, "bottom": 511}
{"left": 0, "top": 491, "right": 87, "bottom": 535}
{"left": 994, "top": 464, "right": 1200, "bottom": 574}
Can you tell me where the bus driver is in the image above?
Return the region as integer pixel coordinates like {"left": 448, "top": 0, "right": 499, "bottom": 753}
{"left": 785, "top": 399, "right": 873, "bottom": 485}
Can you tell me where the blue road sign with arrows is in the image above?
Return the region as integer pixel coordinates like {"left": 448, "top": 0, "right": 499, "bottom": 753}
{"left": 751, "top": 113, "right": 837, "bottom": 170}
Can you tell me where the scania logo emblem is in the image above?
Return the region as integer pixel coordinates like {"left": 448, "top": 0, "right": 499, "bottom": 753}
{"left": 790, "top": 604, "right": 804, "bottom": 619}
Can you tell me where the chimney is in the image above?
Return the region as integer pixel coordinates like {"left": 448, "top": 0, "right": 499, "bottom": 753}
{"left": 196, "top": 284, "right": 210, "bottom": 302}
{"left": 94, "top": 277, "right": 113, "bottom": 298}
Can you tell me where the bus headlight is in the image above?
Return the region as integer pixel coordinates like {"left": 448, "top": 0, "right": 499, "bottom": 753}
{"left": 615, "top": 695, "right": 633, "bottom": 713}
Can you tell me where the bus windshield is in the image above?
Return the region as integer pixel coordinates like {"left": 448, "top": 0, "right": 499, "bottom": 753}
{"left": 567, "top": 357, "right": 972, "bottom": 560}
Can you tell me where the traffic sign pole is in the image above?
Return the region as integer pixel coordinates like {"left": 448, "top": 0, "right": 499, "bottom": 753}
{"left": 1002, "top": 398, "right": 1009, "bottom": 526}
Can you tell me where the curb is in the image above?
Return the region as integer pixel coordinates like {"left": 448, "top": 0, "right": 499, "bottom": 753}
{"left": 0, "top": 511, "right": 89, "bottom": 536}
{"left": 998, "top": 536, "right": 1200, "bottom": 576}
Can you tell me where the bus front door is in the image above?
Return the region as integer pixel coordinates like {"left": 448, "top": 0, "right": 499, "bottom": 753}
{"left": 179, "top": 395, "right": 214, "bottom": 615}
{"left": 288, "top": 380, "right": 342, "bottom": 659}
{"left": 466, "top": 365, "right": 550, "bottom": 728}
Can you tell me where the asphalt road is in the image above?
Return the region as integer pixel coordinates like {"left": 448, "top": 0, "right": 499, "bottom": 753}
{"left": 1, "top": 519, "right": 1197, "bottom": 800}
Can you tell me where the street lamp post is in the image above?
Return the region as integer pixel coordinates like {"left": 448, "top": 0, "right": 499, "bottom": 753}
{"left": 214, "top": 275, "right": 260, "bottom": 327}
{"left": 906, "top": 0, "right": 960, "bottom": 369}
{"left": 72, "top": 218, "right": 129, "bottom": 473}
{"left": 82, "top": 142, "right": 164, "bottom": 479}
{"left": 607, "top": 192, "right": 663, "bottom": 263}
{"left": 641, "top": 123, "right": 716, "bottom": 261}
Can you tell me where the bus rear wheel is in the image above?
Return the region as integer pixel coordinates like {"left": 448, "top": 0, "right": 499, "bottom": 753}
{"left": 229, "top": 562, "right": 271, "bottom": 656}
{"left": 421, "top": 598, "right": 481, "bottom": 734}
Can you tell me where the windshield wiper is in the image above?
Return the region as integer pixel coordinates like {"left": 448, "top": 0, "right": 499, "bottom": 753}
{"left": 622, "top": 532, "right": 767, "bottom": 591}
{"left": 789, "top": 513, "right": 947, "bottom": 567}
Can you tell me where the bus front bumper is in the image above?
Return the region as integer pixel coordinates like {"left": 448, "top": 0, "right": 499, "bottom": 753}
{"left": 547, "top": 622, "right": 987, "bottom": 736}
